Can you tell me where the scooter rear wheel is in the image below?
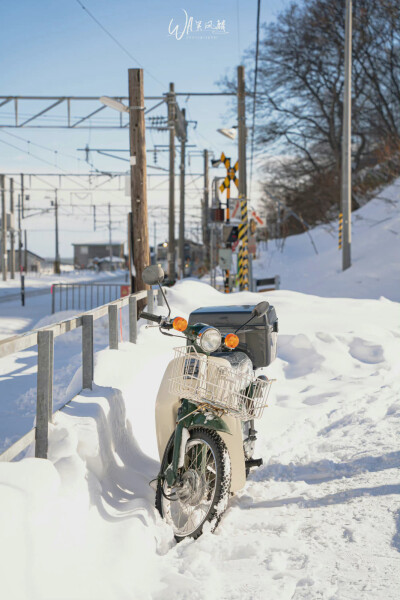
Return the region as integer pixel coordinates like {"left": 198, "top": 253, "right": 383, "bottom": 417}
{"left": 155, "top": 427, "right": 231, "bottom": 541}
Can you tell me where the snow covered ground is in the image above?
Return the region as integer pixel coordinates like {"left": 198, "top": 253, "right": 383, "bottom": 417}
{"left": 0, "top": 186, "right": 399, "bottom": 599}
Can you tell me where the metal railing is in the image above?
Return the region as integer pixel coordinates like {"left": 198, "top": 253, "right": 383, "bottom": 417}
{"left": 0, "top": 287, "right": 164, "bottom": 462}
{"left": 51, "top": 282, "right": 128, "bottom": 314}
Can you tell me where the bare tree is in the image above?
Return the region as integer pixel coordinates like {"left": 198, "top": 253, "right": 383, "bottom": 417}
{"left": 222, "top": 0, "right": 400, "bottom": 234}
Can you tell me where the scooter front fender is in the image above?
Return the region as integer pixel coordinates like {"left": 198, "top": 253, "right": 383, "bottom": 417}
{"left": 190, "top": 410, "right": 231, "bottom": 434}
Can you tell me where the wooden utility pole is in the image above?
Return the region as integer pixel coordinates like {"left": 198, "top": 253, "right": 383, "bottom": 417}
{"left": 203, "top": 149, "right": 210, "bottom": 269}
{"left": 341, "top": 0, "right": 352, "bottom": 271}
{"left": 129, "top": 68, "right": 150, "bottom": 293}
{"left": 178, "top": 109, "right": 187, "bottom": 279}
{"left": 127, "top": 211, "right": 134, "bottom": 291}
{"left": 1, "top": 175, "right": 6, "bottom": 281}
{"left": 10, "top": 178, "right": 15, "bottom": 279}
{"left": 168, "top": 82, "right": 176, "bottom": 281}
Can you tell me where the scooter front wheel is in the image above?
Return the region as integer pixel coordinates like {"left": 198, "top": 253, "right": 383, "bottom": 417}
{"left": 156, "top": 427, "right": 231, "bottom": 541}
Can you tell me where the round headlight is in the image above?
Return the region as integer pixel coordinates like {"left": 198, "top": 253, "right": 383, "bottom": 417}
{"left": 197, "top": 327, "right": 222, "bottom": 352}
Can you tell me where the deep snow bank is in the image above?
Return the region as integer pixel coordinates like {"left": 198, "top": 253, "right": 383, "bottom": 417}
{"left": 1, "top": 280, "right": 399, "bottom": 599}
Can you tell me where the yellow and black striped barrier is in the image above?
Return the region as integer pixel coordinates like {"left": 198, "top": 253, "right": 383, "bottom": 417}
{"left": 338, "top": 212, "right": 343, "bottom": 250}
{"left": 238, "top": 196, "right": 249, "bottom": 291}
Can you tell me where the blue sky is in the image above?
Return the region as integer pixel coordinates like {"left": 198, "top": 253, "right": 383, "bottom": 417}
{"left": 0, "top": 0, "right": 293, "bottom": 258}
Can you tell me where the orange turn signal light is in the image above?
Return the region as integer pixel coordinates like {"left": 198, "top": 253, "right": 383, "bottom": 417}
{"left": 224, "top": 333, "right": 239, "bottom": 349}
{"left": 173, "top": 317, "right": 188, "bottom": 332}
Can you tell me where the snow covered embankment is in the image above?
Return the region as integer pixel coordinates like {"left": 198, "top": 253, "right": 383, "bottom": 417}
{"left": 1, "top": 280, "right": 400, "bottom": 599}
{"left": 254, "top": 178, "right": 400, "bottom": 302}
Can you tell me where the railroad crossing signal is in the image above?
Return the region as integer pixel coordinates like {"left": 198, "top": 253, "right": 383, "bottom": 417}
{"left": 213, "top": 151, "right": 250, "bottom": 292}
{"left": 219, "top": 153, "right": 239, "bottom": 198}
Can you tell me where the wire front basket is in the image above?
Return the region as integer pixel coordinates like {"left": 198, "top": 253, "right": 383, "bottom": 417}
{"left": 169, "top": 346, "right": 274, "bottom": 420}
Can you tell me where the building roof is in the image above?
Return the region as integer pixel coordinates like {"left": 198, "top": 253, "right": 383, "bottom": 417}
{"left": 72, "top": 242, "right": 124, "bottom": 247}
{"left": 96, "top": 256, "right": 125, "bottom": 263}
{"left": 7, "top": 248, "right": 45, "bottom": 261}
{"left": 27, "top": 249, "right": 45, "bottom": 261}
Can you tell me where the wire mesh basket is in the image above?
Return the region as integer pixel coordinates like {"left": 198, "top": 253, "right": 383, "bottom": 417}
{"left": 169, "top": 346, "right": 274, "bottom": 420}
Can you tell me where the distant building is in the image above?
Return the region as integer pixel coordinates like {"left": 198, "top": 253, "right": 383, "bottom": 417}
{"left": 73, "top": 243, "right": 125, "bottom": 270}
{"left": 7, "top": 249, "right": 46, "bottom": 272}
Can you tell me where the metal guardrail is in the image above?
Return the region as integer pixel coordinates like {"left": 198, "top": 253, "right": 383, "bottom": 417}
{"left": 0, "top": 287, "right": 164, "bottom": 463}
{"left": 51, "top": 282, "right": 128, "bottom": 314}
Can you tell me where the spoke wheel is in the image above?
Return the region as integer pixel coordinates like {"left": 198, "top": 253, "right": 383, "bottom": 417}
{"left": 156, "top": 428, "right": 231, "bottom": 541}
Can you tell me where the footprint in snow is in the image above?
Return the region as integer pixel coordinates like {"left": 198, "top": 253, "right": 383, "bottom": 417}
{"left": 343, "top": 527, "right": 355, "bottom": 542}
{"left": 348, "top": 337, "right": 385, "bottom": 364}
{"left": 278, "top": 334, "right": 324, "bottom": 379}
{"left": 302, "top": 392, "right": 338, "bottom": 405}
{"left": 315, "top": 332, "right": 335, "bottom": 343}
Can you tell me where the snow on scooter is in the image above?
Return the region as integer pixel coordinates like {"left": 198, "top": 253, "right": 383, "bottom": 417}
{"left": 141, "top": 265, "right": 278, "bottom": 540}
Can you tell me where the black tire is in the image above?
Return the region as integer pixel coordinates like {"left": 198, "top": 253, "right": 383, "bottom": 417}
{"left": 155, "top": 427, "right": 231, "bottom": 541}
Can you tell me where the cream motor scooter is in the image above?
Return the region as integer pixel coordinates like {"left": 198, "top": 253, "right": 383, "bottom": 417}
{"left": 141, "top": 265, "right": 278, "bottom": 541}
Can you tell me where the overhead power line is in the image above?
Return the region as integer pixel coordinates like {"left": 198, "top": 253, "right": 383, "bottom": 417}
{"left": 75, "top": 0, "right": 165, "bottom": 88}
{"left": 249, "top": 0, "right": 261, "bottom": 199}
{"left": 0, "top": 137, "right": 89, "bottom": 189}
{"left": 0, "top": 129, "right": 89, "bottom": 166}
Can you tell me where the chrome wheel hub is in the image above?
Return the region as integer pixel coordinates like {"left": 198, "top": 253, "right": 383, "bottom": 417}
{"left": 176, "top": 470, "right": 206, "bottom": 506}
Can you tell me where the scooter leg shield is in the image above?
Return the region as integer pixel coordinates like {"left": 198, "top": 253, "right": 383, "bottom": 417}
{"left": 155, "top": 359, "right": 181, "bottom": 460}
{"left": 155, "top": 359, "right": 246, "bottom": 494}
{"left": 219, "top": 415, "right": 246, "bottom": 493}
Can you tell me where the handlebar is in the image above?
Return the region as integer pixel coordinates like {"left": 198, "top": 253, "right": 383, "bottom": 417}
{"left": 140, "top": 311, "right": 162, "bottom": 324}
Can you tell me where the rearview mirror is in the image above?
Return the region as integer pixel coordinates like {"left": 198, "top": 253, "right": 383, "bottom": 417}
{"left": 251, "top": 301, "right": 269, "bottom": 318}
{"left": 142, "top": 265, "right": 165, "bottom": 286}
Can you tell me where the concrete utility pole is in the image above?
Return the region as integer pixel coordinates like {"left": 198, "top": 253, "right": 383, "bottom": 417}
{"left": 341, "top": 0, "right": 352, "bottom": 271}
{"left": 238, "top": 66, "right": 247, "bottom": 202}
{"left": 153, "top": 220, "right": 157, "bottom": 263}
{"left": 19, "top": 173, "right": 24, "bottom": 276}
{"left": 10, "top": 178, "right": 15, "bottom": 279}
{"left": 210, "top": 177, "right": 221, "bottom": 288}
{"left": 129, "top": 68, "right": 150, "bottom": 293}
{"left": 108, "top": 202, "right": 113, "bottom": 268}
{"left": 237, "top": 65, "right": 249, "bottom": 291}
{"left": 178, "top": 109, "right": 187, "bottom": 279}
{"left": 20, "top": 174, "right": 25, "bottom": 220}
{"left": 168, "top": 83, "right": 176, "bottom": 281}
{"left": 54, "top": 189, "right": 60, "bottom": 274}
{"left": 1, "top": 175, "right": 7, "bottom": 281}
{"left": 24, "top": 230, "right": 27, "bottom": 273}
{"left": 203, "top": 149, "right": 210, "bottom": 269}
